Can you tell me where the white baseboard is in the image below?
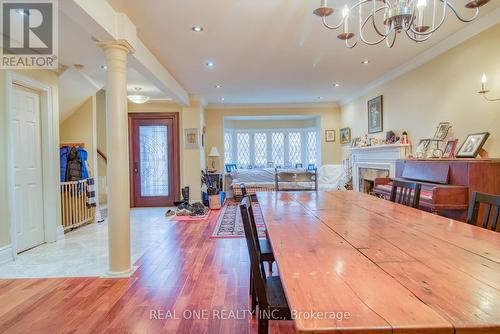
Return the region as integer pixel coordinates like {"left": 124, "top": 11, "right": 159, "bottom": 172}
{"left": 0, "top": 245, "right": 13, "bottom": 265}
{"left": 56, "top": 225, "right": 65, "bottom": 240}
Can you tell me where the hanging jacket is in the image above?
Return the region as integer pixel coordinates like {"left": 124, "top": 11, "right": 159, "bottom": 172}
{"left": 77, "top": 146, "right": 89, "bottom": 180}
{"left": 65, "top": 147, "right": 82, "bottom": 181}
{"left": 60, "top": 146, "right": 70, "bottom": 182}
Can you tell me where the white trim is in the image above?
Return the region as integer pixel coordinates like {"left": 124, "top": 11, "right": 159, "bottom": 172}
{"left": 340, "top": 7, "right": 500, "bottom": 106}
{"left": 0, "top": 245, "right": 13, "bottom": 265}
{"left": 6, "top": 71, "right": 61, "bottom": 258}
{"left": 207, "top": 102, "right": 339, "bottom": 110}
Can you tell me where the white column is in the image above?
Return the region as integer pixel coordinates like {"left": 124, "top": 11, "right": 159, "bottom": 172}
{"left": 98, "top": 40, "right": 135, "bottom": 276}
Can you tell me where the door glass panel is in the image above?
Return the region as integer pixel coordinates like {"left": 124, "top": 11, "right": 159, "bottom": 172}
{"left": 139, "top": 125, "right": 169, "bottom": 196}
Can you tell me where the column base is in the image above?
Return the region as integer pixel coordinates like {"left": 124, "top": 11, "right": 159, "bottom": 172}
{"left": 101, "top": 265, "right": 138, "bottom": 278}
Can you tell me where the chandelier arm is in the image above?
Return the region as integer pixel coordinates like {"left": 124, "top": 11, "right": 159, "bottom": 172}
{"left": 359, "top": 13, "right": 391, "bottom": 46}
{"left": 321, "top": 15, "right": 344, "bottom": 30}
{"left": 344, "top": 37, "right": 358, "bottom": 49}
{"left": 445, "top": 1, "right": 480, "bottom": 23}
{"left": 370, "top": 4, "right": 391, "bottom": 37}
{"left": 482, "top": 94, "right": 500, "bottom": 102}
{"left": 410, "top": 0, "right": 449, "bottom": 36}
{"left": 385, "top": 29, "right": 397, "bottom": 48}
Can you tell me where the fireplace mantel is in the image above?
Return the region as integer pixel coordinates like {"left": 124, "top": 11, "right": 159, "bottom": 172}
{"left": 351, "top": 144, "right": 410, "bottom": 192}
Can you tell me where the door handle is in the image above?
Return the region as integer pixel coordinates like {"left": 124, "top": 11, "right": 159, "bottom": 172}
{"left": 134, "top": 162, "right": 139, "bottom": 174}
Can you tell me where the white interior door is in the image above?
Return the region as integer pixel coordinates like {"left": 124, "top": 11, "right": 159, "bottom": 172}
{"left": 12, "top": 84, "right": 45, "bottom": 252}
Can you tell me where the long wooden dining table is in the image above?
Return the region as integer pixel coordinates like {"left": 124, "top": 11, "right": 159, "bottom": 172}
{"left": 256, "top": 191, "right": 500, "bottom": 334}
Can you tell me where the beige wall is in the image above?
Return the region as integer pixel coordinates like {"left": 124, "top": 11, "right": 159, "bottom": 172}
{"left": 341, "top": 23, "right": 500, "bottom": 158}
{"left": 0, "top": 69, "right": 60, "bottom": 248}
{"left": 224, "top": 118, "right": 318, "bottom": 129}
{"left": 60, "top": 96, "right": 96, "bottom": 175}
{"left": 205, "top": 105, "right": 342, "bottom": 171}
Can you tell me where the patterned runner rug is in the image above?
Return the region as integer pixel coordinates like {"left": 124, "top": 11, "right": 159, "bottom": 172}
{"left": 211, "top": 202, "right": 266, "bottom": 239}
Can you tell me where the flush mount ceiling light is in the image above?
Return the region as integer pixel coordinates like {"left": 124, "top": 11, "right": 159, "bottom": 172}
{"left": 220, "top": 97, "right": 225, "bottom": 102}
{"left": 127, "top": 87, "right": 150, "bottom": 104}
{"left": 192, "top": 25, "right": 204, "bottom": 32}
{"left": 361, "top": 60, "right": 370, "bottom": 65}
{"left": 206, "top": 61, "right": 215, "bottom": 68}
{"left": 313, "top": 0, "right": 491, "bottom": 48}
{"left": 334, "top": 83, "right": 340, "bottom": 87}
{"left": 216, "top": 84, "right": 222, "bottom": 89}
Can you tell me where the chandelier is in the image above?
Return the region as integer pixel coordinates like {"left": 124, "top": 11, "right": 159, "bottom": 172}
{"left": 313, "top": 0, "right": 491, "bottom": 48}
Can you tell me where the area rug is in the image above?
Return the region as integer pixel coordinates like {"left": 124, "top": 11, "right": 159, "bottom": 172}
{"left": 210, "top": 202, "right": 266, "bottom": 239}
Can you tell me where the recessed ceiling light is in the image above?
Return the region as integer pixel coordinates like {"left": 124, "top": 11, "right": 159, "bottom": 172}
{"left": 100, "top": 65, "right": 107, "bottom": 70}
{"left": 192, "top": 26, "right": 204, "bottom": 32}
{"left": 216, "top": 84, "right": 222, "bottom": 89}
{"left": 220, "top": 97, "right": 225, "bottom": 102}
{"left": 206, "top": 61, "right": 215, "bottom": 68}
{"left": 318, "top": 96, "right": 324, "bottom": 100}
{"left": 361, "top": 60, "right": 371, "bottom": 65}
{"left": 334, "top": 83, "right": 340, "bottom": 87}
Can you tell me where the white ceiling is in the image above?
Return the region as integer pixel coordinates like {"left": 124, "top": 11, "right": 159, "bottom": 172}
{"left": 58, "top": 11, "right": 168, "bottom": 101}
{"left": 106, "top": 0, "right": 500, "bottom": 105}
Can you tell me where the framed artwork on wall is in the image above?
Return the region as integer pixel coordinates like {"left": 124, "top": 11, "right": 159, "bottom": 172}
{"left": 325, "top": 130, "right": 335, "bottom": 142}
{"left": 456, "top": 132, "right": 490, "bottom": 158}
{"left": 184, "top": 128, "right": 200, "bottom": 149}
{"left": 368, "top": 95, "right": 383, "bottom": 134}
{"left": 340, "top": 127, "right": 351, "bottom": 145}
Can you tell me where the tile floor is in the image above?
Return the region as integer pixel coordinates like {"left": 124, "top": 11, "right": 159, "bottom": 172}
{"left": 0, "top": 207, "right": 174, "bottom": 278}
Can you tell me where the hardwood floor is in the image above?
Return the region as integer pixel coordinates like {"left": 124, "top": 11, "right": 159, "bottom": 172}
{"left": 0, "top": 210, "right": 295, "bottom": 334}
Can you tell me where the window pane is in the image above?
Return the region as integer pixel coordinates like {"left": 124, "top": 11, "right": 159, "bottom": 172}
{"left": 224, "top": 132, "right": 233, "bottom": 164}
{"left": 254, "top": 133, "right": 267, "bottom": 166}
{"left": 307, "top": 131, "right": 317, "bottom": 164}
{"left": 139, "top": 125, "right": 169, "bottom": 196}
{"left": 272, "top": 133, "right": 284, "bottom": 166}
{"left": 289, "top": 132, "right": 302, "bottom": 164}
{"left": 237, "top": 133, "right": 250, "bottom": 167}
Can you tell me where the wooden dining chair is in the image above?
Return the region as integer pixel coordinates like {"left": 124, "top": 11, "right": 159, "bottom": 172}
{"left": 240, "top": 197, "right": 291, "bottom": 333}
{"left": 467, "top": 191, "right": 500, "bottom": 232}
{"left": 240, "top": 196, "right": 275, "bottom": 313}
{"left": 390, "top": 179, "right": 422, "bottom": 208}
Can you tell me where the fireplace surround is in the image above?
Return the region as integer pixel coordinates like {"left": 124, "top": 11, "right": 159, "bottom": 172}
{"left": 351, "top": 144, "right": 411, "bottom": 194}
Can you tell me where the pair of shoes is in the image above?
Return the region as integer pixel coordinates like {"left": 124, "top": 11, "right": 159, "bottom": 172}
{"left": 165, "top": 209, "right": 175, "bottom": 217}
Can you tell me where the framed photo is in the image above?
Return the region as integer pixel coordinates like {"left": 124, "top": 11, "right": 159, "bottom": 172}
{"left": 368, "top": 95, "right": 383, "bottom": 134}
{"left": 325, "top": 130, "right": 335, "bottom": 142}
{"left": 433, "top": 122, "right": 452, "bottom": 140}
{"left": 442, "top": 139, "right": 458, "bottom": 158}
{"left": 456, "top": 132, "right": 490, "bottom": 158}
{"left": 184, "top": 128, "right": 200, "bottom": 149}
{"left": 340, "top": 127, "right": 351, "bottom": 145}
{"left": 416, "top": 139, "right": 431, "bottom": 157}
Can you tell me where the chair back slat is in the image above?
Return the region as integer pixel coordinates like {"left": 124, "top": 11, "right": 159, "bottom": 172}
{"left": 390, "top": 179, "right": 421, "bottom": 208}
{"left": 240, "top": 197, "right": 269, "bottom": 308}
{"left": 467, "top": 191, "right": 500, "bottom": 232}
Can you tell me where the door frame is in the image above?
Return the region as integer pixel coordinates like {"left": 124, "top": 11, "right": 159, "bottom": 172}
{"left": 128, "top": 112, "right": 180, "bottom": 207}
{"left": 5, "top": 71, "right": 62, "bottom": 260}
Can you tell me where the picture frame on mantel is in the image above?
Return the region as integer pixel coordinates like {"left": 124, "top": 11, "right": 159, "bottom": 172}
{"left": 368, "top": 95, "right": 383, "bottom": 134}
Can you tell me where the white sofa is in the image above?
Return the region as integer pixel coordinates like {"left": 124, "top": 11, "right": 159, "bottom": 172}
{"left": 228, "top": 165, "right": 346, "bottom": 197}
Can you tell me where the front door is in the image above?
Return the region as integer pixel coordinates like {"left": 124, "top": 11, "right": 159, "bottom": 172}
{"left": 129, "top": 114, "right": 180, "bottom": 207}
{"left": 12, "top": 84, "right": 45, "bottom": 252}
